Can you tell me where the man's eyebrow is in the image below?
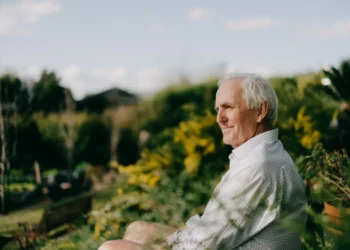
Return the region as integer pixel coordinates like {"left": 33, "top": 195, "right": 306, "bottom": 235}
{"left": 219, "top": 102, "right": 234, "bottom": 107}
{"left": 214, "top": 102, "right": 234, "bottom": 111}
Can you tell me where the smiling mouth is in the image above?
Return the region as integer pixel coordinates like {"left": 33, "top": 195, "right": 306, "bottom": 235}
{"left": 222, "top": 127, "right": 233, "bottom": 132}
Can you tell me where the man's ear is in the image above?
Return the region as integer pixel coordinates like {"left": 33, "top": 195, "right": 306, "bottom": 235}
{"left": 256, "top": 101, "right": 268, "bottom": 123}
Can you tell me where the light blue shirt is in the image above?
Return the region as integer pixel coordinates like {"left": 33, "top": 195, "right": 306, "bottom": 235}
{"left": 167, "top": 129, "right": 307, "bottom": 250}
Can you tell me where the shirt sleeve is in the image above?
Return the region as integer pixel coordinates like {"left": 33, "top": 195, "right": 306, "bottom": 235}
{"left": 167, "top": 167, "right": 283, "bottom": 250}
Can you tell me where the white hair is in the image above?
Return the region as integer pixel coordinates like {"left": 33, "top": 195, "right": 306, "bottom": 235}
{"left": 218, "top": 73, "right": 278, "bottom": 125}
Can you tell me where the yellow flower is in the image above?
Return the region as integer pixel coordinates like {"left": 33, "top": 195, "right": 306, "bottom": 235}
{"left": 205, "top": 142, "right": 215, "bottom": 153}
{"left": 109, "top": 160, "right": 119, "bottom": 169}
{"left": 139, "top": 173, "right": 151, "bottom": 184}
{"left": 312, "top": 130, "right": 321, "bottom": 141}
{"left": 57, "top": 241, "right": 75, "bottom": 250}
{"left": 117, "top": 188, "right": 124, "bottom": 195}
{"left": 148, "top": 175, "right": 160, "bottom": 188}
{"left": 184, "top": 153, "right": 201, "bottom": 174}
{"left": 128, "top": 175, "right": 137, "bottom": 185}
{"left": 294, "top": 106, "right": 321, "bottom": 150}
{"left": 94, "top": 221, "right": 101, "bottom": 238}
{"left": 104, "top": 230, "right": 112, "bottom": 238}
{"left": 301, "top": 136, "right": 313, "bottom": 150}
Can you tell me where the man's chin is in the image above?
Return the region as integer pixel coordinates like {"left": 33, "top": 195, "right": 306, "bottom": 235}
{"left": 222, "top": 138, "right": 232, "bottom": 146}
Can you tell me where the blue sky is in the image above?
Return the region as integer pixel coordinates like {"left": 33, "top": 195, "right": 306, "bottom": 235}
{"left": 0, "top": 0, "right": 349, "bottom": 99}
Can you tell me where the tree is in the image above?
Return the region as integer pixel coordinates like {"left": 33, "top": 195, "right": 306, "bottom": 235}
{"left": 0, "top": 73, "right": 30, "bottom": 115}
{"left": 0, "top": 73, "right": 27, "bottom": 213}
{"left": 9, "top": 117, "right": 42, "bottom": 172}
{"left": 30, "top": 70, "right": 67, "bottom": 114}
{"left": 74, "top": 116, "right": 111, "bottom": 166}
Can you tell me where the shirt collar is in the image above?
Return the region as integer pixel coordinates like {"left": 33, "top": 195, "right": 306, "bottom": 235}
{"left": 229, "top": 129, "right": 279, "bottom": 161}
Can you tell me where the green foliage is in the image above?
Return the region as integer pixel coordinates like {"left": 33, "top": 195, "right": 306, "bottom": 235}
{"left": 74, "top": 115, "right": 111, "bottom": 165}
{"left": 321, "top": 59, "right": 350, "bottom": 152}
{"left": 42, "top": 168, "right": 60, "bottom": 178}
{"left": 272, "top": 76, "right": 338, "bottom": 156}
{"left": 7, "top": 182, "right": 35, "bottom": 193}
{"left": 142, "top": 80, "right": 218, "bottom": 134}
{"left": 34, "top": 113, "right": 67, "bottom": 170}
{"left": 116, "top": 128, "right": 140, "bottom": 166}
{"left": 89, "top": 173, "right": 218, "bottom": 241}
{"left": 296, "top": 145, "right": 350, "bottom": 249}
{"left": 301, "top": 144, "right": 350, "bottom": 206}
{"left": 322, "top": 58, "right": 350, "bottom": 103}
{"left": 12, "top": 116, "right": 42, "bottom": 171}
{"left": 0, "top": 73, "right": 30, "bottom": 115}
{"left": 31, "top": 70, "right": 68, "bottom": 114}
{"left": 0, "top": 115, "right": 41, "bottom": 172}
{"left": 37, "top": 226, "right": 105, "bottom": 250}
{"left": 75, "top": 162, "right": 93, "bottom": 172}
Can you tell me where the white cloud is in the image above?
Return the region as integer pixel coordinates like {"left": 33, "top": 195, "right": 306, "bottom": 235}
{"left": 226, "top": 17, "right": 277, "bottom": 31}
{"left": 2, "top": 64, "right": 291, "bottom": 100}
{"left": 2, "top": 64, "right": 168, "bottom": 100}
{"left": 0, "top": 0, "right": 62, "bottom": 35}
{"left": 188, "top": 8, "right": 211, "bottom": 20}
{"left": 59, "top": 65, "right": 281, "bottom": 100}
{"left": 317, "top": 19, "right": 350, "bottom": 38}
{"left": 60, "top": 65, "right": 165, "bottom": 100}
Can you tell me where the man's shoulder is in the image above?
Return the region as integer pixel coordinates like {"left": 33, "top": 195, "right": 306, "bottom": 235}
{"left": 243, "top": 140, "right": 296, "bottom": 174}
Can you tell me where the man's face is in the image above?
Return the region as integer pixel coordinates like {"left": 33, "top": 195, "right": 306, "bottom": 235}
{"left": 215, "top": 80, "right": 259, "bottom": 148}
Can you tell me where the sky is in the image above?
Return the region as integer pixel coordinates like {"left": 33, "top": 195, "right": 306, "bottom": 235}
{"left": 0, "top": 0, "right": 349, "bottom": 100}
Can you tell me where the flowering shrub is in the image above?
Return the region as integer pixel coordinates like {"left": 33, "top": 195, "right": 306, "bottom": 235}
{"left": 174, "top": 111, "right": 217, "bottom": 175}
{"left": 114, "top": 109, "right": 225, "bottom": 191}
{"left": 294, "top": 107, "right": 321, "bottom": 150}
{"left": 115, "top": 146, "right": 172, "bottom": 190}
{"left": 277, "top": 106, "right": 322, "bottom": 157}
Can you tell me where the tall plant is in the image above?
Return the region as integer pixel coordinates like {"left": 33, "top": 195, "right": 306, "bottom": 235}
{"left": 322, "top": 59, "right": 350, "bottom": 152}
{"left": 322, "top": 59, "right": 350, "bottom": 104}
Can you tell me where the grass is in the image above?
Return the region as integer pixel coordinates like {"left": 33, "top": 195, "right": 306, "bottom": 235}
{"left": 0, "top": 201, "right": 45, "bottom": 235}
{"left": 93, "top": 184, "right": 118, "bottom": 209}
{"left": 0, "top": 184, "right": 118, "bottom": 237}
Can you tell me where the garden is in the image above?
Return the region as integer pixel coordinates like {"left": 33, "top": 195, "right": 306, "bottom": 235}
{"left": 0, "top": 59, "right": 350, "bottom": 249}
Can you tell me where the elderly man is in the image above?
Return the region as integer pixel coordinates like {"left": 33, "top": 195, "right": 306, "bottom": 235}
{"left": 99, "top": 73, "right": 307, "bottom": 250}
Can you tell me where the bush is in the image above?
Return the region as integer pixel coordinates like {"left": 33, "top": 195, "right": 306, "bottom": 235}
{"left": 74, "top": 115, "right": 111, "bottom": 165}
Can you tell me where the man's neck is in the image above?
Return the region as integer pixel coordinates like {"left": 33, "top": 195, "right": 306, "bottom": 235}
{"left": 254, "top": 123, "right": 272, "bottom": 137}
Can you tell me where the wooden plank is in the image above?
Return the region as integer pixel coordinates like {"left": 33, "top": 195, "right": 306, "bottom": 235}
{"left": 38, "top": 192, "right": 93, "bottom": 233}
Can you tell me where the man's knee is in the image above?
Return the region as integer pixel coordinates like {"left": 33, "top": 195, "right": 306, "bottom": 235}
{"left": 126, "top": 221, "right": 149, "bottom": 232}
{"left": 123, "top": 221, "right": 176, "bottom": 245}
{"left": 98, "top": 239, "right": 143, "bottom": 250}
{"left": 98, "top": 240, "right": 122, "bottom": 250}
{"left": 124, "top": 221, "right": 153, "bottom": 243}
{"left": 124, "top": 221, "right": 148, "bottom": 237}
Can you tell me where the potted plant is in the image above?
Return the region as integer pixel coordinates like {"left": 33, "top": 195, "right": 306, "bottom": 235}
{"left": 315, "top": 145, "right": 350, "bottom": 236}
{"left": 299, "top": 144, "right": 349, "bottom": 234}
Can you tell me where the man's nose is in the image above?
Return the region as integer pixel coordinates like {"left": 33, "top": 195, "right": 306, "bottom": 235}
{"left": 216, "top": 109, "right": 228, "bottom": 124}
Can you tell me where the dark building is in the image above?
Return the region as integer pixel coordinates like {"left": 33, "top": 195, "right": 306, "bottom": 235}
{"left": 76, "top": 88, "right": 138, "bottom": 113}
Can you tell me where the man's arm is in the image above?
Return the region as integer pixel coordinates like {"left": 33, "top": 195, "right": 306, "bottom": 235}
{"left": 167, "top": 167, "right": 282, "bottom": 250}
